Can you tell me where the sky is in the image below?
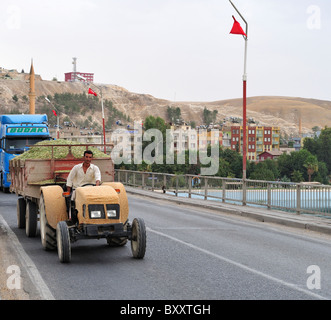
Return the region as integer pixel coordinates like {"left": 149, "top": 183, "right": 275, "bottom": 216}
{"left": 1, "top": 0, "right": 331, "bottom": 102}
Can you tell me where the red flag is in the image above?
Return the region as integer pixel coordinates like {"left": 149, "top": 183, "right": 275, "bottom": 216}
{"left": 230, "top": 16, "right": 247, "bottom": 37}
{"left": 88, "top": 88, "right": 97, "bottom": 97}
{"left": 52, "top": 110, "right": 57, "bottom": 116}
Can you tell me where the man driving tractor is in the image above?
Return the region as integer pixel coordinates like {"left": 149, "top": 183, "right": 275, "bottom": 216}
{"left": 66, "top": 150, "right": 101, "bottom": 192}
{"left": 66, "top": 150, "right": 101, "bottom": 220}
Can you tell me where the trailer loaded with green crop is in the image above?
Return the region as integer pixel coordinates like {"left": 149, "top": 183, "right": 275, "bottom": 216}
{"left": 10, "top": 140, "right": 114, "bottom": 237}
{"left": 10, "top": 139, "right": 146, "bottom": 263}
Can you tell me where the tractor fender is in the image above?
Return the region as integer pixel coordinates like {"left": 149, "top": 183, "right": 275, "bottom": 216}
{"left": 40, "top": 185, "right": 67, "bottom": 230}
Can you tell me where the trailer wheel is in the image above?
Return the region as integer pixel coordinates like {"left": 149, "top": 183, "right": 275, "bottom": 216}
{"left": 17, "top": 198, "right": 26, "bottom": 229}
{"left": 56, "top": 221, "right": 71, "bottom": 263}
{"left": 131, "top": 218, "right": 146, "bottom": 259}
{"left": 26, "top": 200, "right": 38, "bottom": 237}
{"left": 39, "top": 194, "right": 57, "bottom": 251}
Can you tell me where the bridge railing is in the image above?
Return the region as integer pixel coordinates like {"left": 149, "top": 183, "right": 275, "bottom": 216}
{"left": 115, "top": 169, "right": 331, "bottom": 217}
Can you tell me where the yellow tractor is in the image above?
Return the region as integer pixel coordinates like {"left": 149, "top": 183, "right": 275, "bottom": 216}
{"left": 39, "top": 182, "right": 146, "bottom": 263}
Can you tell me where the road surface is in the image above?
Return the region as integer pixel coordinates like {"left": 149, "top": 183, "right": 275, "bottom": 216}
{"left": 0, "top": 191, "right": 330, "bottom": 300}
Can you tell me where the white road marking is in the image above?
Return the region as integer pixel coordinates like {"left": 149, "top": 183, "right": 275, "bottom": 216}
{"left": 147, "top": 227, "right": 328, "bottom": 300}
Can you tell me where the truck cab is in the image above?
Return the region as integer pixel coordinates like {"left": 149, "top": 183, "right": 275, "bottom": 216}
{"left": 0, "top": 114, "right": 51, "bottom": 192}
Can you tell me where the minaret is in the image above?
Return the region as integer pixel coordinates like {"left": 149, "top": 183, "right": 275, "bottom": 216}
{"left": 29, "top": 59, "right": 36, "bottom": 114}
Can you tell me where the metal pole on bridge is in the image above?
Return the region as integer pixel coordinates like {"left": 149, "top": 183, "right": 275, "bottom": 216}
{"left": 229, "top": 0, "right": 248, "bottom": 180}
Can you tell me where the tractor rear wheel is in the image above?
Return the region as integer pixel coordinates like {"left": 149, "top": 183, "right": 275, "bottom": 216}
{"left": 26, "top": 200, "right": 38, "bottom": 237}
{"left": 56, "top": 221, "right": 71, "bottom": 263}
{"left": 39, "top": 194, "right": 57, "bottom": 251}
{"left": 131, "top": 218, "right": 146, "bottom": 259}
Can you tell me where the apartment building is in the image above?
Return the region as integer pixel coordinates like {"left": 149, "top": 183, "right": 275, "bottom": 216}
{"left": 230, "top": 125, "right": 280, "bottom": 161}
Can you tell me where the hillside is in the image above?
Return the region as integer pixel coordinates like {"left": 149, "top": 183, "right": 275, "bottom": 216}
{"left": 1, "top": 76, "right": 331, "bottom": 137}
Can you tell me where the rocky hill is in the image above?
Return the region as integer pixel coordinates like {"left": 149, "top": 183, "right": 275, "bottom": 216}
{"left": 1, "top": 73, "right": 330, "bottom": 137}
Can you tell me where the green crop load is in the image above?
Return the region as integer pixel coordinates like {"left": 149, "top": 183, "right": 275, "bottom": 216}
{"left": 15, "top": 139, "right": 109, "bottom": 160}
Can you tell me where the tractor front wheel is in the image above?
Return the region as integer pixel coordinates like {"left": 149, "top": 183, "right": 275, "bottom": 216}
{"left": 131, "top": 218, "right": 146, "bottom": 259}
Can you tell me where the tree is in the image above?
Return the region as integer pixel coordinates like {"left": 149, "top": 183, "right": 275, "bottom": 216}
{"left": 303, "top": 136, "right": 318, "bottom": 155}
{"left": 249, "top": 159, "right": 279, "bottom": 181}
{"left": 278, "top": 149, "right": 317, "bottom": 182}
{"left": 167, "top": 106, "right": 181, "bottom": 123}
{"left": 303, "top": 127, "right": 331, "bottom": 176}
{"left": 203, "top": 107, "right": 218, "bottom": 125}
{"left": 291, "top": 170, "right": 304, "bottom": 183}
{"left": 304, "top": 155, "right": 319, "bottom": 182}
{"left": 316, "top": 127, "right": 331, "bottom": 174}
{"left": 314, "top": 161, "right": 328, "bottom": 184}
{"left": 312, "top": 126, "right": 321, "bottom": 133}
{"left": 12, "top": 94, "right": 18, "bottom": 103}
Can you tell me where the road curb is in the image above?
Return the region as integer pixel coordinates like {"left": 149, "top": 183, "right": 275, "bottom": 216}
{"left": 125, "top": 187, "right": 331, "bottom": 236}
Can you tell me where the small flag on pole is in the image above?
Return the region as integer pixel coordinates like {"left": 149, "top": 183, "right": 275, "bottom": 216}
{"left": 230, "top": 15, "right": 247, "bottom": 37}
{"left": 88, "top": 88, "right": 97, "bottom": 97}
{"left": 52, "top": 110, "right": 57, "bottom": 116}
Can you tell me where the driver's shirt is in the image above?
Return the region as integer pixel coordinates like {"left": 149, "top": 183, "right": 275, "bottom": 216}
{"left": 66, "top": 163, "right": 101, "bottom": 189}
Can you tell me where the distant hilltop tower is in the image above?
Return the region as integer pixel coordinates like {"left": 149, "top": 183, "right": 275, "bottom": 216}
{"left": 72, "top": 57, "right": 77, "bottom": 81}
{"left": 29, "top": 60, "right": 36, "bottom": 114}
{"left": 65, "top": 57, "right": 94, "bottom": 83}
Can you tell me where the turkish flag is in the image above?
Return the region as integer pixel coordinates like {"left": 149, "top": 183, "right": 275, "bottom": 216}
{"left": 230, "top": 16, "right": 247, "bottom": 37}
{"left": 52, "top": 110, "right": 57, "bottom": 116}
{"left": 88, "top": 88, "right": 97, "bottom": 97}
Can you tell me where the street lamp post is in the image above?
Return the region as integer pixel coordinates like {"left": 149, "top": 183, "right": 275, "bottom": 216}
{"left": 77, "top": 75, "right": 107, "bottom": 154}
{"left": 229, "top": 0, "right": 248, "bottom": 180}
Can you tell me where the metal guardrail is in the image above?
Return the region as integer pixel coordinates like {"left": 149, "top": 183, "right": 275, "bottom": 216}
{"left": 115, "top": 169, "right": 331, "bottom": 217}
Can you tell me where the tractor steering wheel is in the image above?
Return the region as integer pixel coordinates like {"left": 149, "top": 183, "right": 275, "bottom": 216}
{"left": 81, "top": 183, "right": 96, "bottom": 187}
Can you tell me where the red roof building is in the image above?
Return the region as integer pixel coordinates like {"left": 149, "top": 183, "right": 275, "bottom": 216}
{"left": 258, "top": 150, "right": 283, "bottom": 161}
{"left": 64, "top": 72, "right": 94, "bottom": 83}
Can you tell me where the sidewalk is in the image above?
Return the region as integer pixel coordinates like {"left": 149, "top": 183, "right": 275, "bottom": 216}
{"left": 125, "top": 186, "right": 331, "bottom": 236}
{"left": 0, "top": 215, "right": 54, "bottom": 300}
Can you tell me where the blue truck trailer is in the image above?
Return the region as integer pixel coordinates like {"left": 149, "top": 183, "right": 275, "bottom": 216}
{"left": 0, "top": 114, "right": 51, "bottom": 192}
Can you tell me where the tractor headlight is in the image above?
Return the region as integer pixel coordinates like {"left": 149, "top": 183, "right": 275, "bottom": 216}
{"left": 88, "top": 204, "right": 105, "bottom": 219}
{"left": 90, "top": 210, "right": 102, "bottom": 218}
{"left": 107, "top": 210, "right": 117, "bottom": 218}
{"left": 106, "top": 204, "right": 120, "bottom": 219}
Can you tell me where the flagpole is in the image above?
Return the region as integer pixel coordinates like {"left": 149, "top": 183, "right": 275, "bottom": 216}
{"left": 100, "top": 87, "right": 107, "bottom": 154}
{"left": 91, "top": 85, "right": 106, "bottom": 154}
{"left": 78, "top": 75, "right": 107, "bottom": 154}
{"left": 229, "top": 0, "right": 248, "bottom": 181}
{"left": 57, "top": 115, "right": 59, "bottom": 139}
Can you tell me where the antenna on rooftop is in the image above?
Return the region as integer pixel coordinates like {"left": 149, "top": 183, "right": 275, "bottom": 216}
{"left": 72, "top": 57, "right": 77, "bottom": 82}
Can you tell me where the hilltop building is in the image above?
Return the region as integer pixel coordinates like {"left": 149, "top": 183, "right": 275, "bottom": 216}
{"left": 64, "top": 57, "right": 94, "bottom": 83}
